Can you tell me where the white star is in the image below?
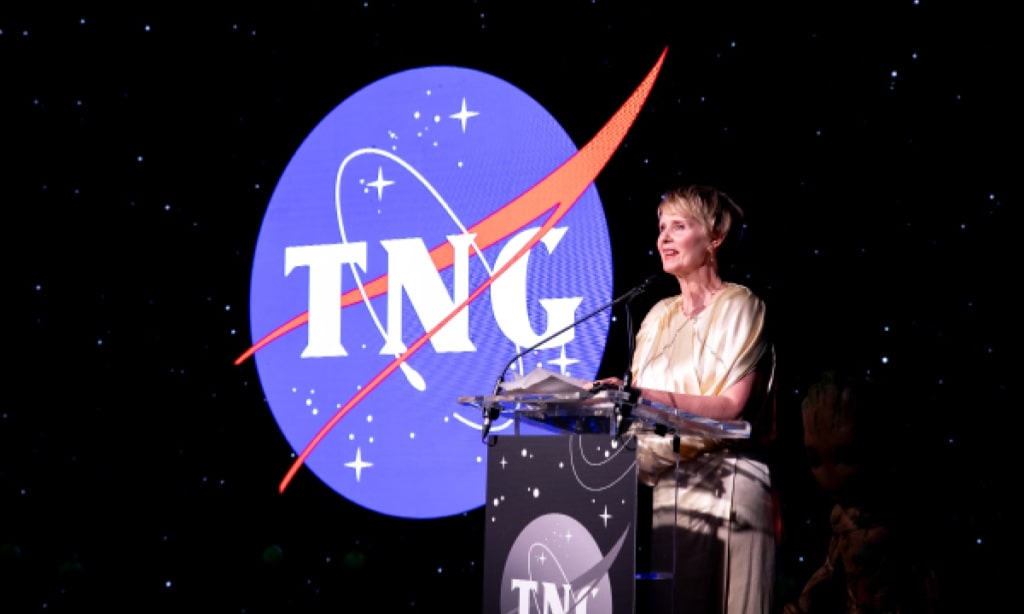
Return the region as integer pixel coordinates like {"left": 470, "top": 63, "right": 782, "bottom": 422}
{"left": 599, "top": 505, "right": 612, "bottom": 527}
{"left": 367, "top": 166, "right": 394, "bottom": 201}
{"left": 449, "top": 97, "right": 479, "bottom": 133}
{"left": 345, "top": 447, "right": 373, "bottom": 482}
{"left": 547, "top": 344, "right": 580, "bottom": 375}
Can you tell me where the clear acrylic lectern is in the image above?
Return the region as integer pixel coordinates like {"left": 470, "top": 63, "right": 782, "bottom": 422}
{"left": 459, "top": 375, "right": 750, "bottom": 613}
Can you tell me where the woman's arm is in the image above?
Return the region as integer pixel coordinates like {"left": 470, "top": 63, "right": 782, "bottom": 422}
{"left": 594, "top": 369, "right": 761, "bottom": 422}
{"left": 638, "top": 369, "right": 759, "bottom": 422}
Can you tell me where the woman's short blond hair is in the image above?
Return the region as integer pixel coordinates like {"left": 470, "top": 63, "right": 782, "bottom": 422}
{"left": 657, "top": 185, "right": 744, "bottom": 242}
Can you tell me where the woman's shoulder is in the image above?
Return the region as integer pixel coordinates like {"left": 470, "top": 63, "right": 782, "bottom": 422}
{"left": 709, "top": 284, "right": 767, "bottom": 333}
{"left": 718, "top": 282, "right": 765, "bottom": 309}
{"left": 648, "top": 294, "right": 680, "bottom": 314}
{"left": 638, "top": 295, "right": 681, "bottom": 328}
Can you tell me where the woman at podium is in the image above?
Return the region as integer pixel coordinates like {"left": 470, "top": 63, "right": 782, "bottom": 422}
{"left": 595, "top": 184, "right": 777, "bottom": 613}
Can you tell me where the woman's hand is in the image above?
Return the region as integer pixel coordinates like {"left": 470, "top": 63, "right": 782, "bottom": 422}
{"left": 590, "top": 376, "right": 624, "bottom": 391}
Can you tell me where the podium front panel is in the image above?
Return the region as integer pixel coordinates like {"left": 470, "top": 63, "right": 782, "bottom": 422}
{"left": 482, "top": 433, "right": 638, "bottom": 613}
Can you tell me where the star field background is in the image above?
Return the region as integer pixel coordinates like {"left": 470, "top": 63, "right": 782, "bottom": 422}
{"left": 3, "top": 2, "right": 1015, "bottom": 612}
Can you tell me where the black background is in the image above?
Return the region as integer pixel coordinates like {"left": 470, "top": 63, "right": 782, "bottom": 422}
{"left": 3, "top": 3, "right": 1015, "bottom": 612}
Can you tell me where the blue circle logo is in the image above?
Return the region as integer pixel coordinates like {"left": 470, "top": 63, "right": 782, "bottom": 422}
{"left": 245, "top": 53, "right": 666, "bottom": 518}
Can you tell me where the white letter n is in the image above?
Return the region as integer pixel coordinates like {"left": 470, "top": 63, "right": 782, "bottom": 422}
{"left": 379, "top": 233, "right": 477, "bottom": 354}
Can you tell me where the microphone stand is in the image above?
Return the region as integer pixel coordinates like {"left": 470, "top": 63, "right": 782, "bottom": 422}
{"left": 480, "top": 274, "right": 660, "bottom": 443}
{"left": 616, "top": 298, "right": 639, "bottom": 435}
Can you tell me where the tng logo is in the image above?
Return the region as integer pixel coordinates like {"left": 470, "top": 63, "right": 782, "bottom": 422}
{"left": 285, "top": 227, "right": 582, "bottom": 360}
{"left": 243, "top": 52, "right": 664, "bottom": 519}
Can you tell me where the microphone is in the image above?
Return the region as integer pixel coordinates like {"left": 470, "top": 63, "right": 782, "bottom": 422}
{"left": 481, "top": 273, "right": 660, "bottom": 442}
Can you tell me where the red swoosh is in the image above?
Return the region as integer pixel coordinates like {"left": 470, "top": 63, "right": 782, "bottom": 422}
{"left": 267, "top": 47, "right": 667, "bottom": 492}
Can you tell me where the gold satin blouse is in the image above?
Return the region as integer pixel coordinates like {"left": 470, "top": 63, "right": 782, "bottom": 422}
{"left": 631, "top": 282, "right": 767, "bottom": 401}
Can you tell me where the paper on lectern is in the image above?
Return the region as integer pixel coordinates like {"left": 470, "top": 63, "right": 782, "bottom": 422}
{"left": 497, "top": 367, "right": 593, "bottom": 395}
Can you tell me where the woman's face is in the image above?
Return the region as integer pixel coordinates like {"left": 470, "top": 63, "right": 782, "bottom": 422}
{"left": 657, "top": 208, "right": 714, "bottom": 277}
